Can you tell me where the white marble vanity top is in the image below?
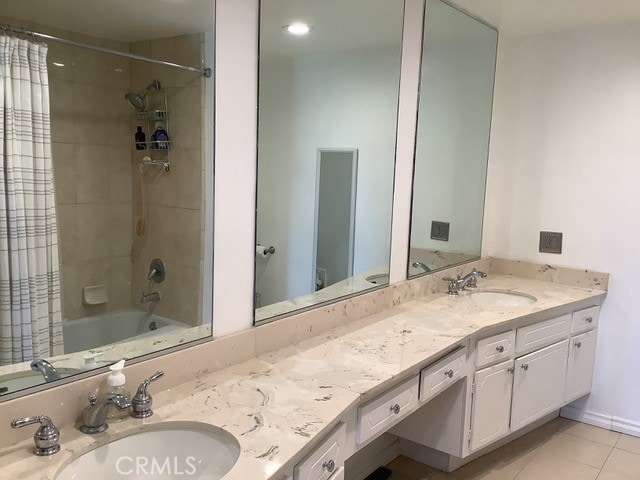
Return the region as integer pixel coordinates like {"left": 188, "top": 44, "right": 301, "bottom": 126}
{"left": 0, "top": 273, "right": 606, "bottom": 480}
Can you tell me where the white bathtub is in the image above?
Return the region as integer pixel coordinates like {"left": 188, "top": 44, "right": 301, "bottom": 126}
{"left": 62, "top": 310, "right": 190, "bottom": 354}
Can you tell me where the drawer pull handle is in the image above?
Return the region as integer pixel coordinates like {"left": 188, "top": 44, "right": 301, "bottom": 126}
{"left": 322, "top": 459, "right": 336, "bottom": 473}
{"left": 521, "top": 364, "right": 529, "bottom": 371}
{"left": 575, "top": 341, "right": 582, "bottom": 348}
{"left": 507, "top": 366, "right": 515, "bottom": 374}
{"left": 496, "top": 345, "right": 505, "bottom": 353}
{"left": 390, "top": 403, "right": 401, "bottom": 415}
{"left": 586, "top": 316, "right": 593, "bottom": 323}
{"left": 444, "top": 369, "right": 454, "bottom": 378}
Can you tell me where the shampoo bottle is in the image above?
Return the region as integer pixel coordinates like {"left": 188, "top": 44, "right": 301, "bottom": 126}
{"left": 103, "top": 359, "right": 132, "bottom": 420}
{"left": 151, "top": 121, "right": 169, "bottom": 149}
{"left": 135, "top": 126, "right": 146, "bottom": 150}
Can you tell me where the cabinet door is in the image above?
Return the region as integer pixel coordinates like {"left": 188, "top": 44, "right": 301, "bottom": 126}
{"left": 511, "top": 340, "right": 569, "bottom": 431}
{"left": 470, "top": 360, "right": 514, "bottom": 451}
{"left": 565, "top": 330, "right": 598, "bottom": 403}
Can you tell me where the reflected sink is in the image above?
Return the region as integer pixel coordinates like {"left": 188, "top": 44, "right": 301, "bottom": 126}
{"left": 0, "top": 368, "right": 79, "bottom": 395}
{"left": 470, "top": 290, "right": 537, "bottom": 307}
{"left": 56, "top": 423, "right": 240, "bottom": 480}
{"left": 366, "top": 274, "right": 389, "bottom": 285}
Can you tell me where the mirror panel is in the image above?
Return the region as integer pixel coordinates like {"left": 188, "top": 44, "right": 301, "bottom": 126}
{"left": 408, "top": 0, "right": 497, "bottom": 277}
{"left": 255, "top": 0, "right": 405, "bottom": 323}
{"left": 0, "top": 0, "right": 214, "bottom": 398}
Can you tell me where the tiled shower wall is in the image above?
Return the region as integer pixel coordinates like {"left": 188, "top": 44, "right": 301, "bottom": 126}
{"left": 1, "top": 15, "right": 205, "bottom": 326}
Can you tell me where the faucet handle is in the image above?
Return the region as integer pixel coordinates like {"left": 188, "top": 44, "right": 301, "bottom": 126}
{"left": 442, "top": 277, "right": 460, "bottom": 295}
{"left": 11, "top": 415, "right": 60, "bottom": 456}
{"left": 131, "top": 371, "right": 164, "bottom": 419}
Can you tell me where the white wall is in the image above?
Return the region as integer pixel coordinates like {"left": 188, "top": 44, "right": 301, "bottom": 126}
{"left": 483, "top": 25, "right": 640, "bottom": 432}
{"left": 257, "top": 47, "right": 402, "bottom": 305}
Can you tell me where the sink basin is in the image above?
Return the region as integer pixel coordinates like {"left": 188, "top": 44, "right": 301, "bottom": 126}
{"left": 366, "top": 273, "right": 389, "bottom": 285}
{"left": 56, "top": 423, "right": 240, "bottom": 480}
{"left": 470, "top": 290, "right": 537, "bottom": 307}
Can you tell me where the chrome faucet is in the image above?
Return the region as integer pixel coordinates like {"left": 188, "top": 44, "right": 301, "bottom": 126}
{"left": 11, "top": 415, "right": 60, "bottom": 456}
{"left": 131, "top": 371, "right": 164, "bottom": 418}
{"left": 140, "top": 291, "right": 161, "bottom": 303}
{"left": 30, "top": 359, "right": 61, "bottom": 382}
{"left": 443, "top": 268, "right": 487, "bottom": 295}
{"left": 80, "top": 393, "right": 132, "bottom": 434}
{"left": 412, "top": 261, "right": 431, "bottom": 273}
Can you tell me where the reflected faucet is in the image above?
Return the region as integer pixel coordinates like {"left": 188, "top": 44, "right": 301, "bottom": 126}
{"left": 30, "top": 359, "right": 61, "bottom": 383}
{"left": 412, "top": 261, "right": 431, "bottom": 273}
{"left": 140, "top": 291, "right": 161, "bottom": 304}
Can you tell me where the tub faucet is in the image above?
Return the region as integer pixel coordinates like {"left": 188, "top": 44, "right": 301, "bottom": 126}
{"left": 140, "top": 291, "right": 161, "bottom": 303}
{"left": 80, "top": 393, "right": 131, "bottom": 434}
{"left": 412, "top": 261, "right": 431, "bottom": 273}
{"left": 30, "top": 359, "right": 61, "bottom": 382}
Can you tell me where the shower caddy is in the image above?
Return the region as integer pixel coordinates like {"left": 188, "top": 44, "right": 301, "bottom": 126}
{"left": 133, "top": 91, "right": 171, "bottom": 172}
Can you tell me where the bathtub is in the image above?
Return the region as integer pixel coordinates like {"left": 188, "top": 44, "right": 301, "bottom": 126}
{"left": 62, "top": 310, "right": 190, "bottom": 354}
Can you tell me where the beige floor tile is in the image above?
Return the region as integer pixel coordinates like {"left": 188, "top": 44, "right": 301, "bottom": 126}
{"left": 387, "top": 456, "right": 441, "bottom": 479}
{"left": 389, "top": 472, "right": 416, "bottom": 480}
{"left": 537, "top": 432, "right": 613, "bottom": 468}
{"left": 513, "top": 421, "right": 562, "bottom": 449}
{"left": 448, "top": 442, "right": 538, "bottom": 480}
{"left": 602, "top": 448, "right": 640, "bottom": 478}
{"left": 596, "top": 472, "right": 636, "bottom": 480}
{"left": 514, "top": 452, "right": 600, "bottom": 480}
{"left": 558, "top": 419, "right": 621, "bottom": 446}
{"left": 616, "top": 434, "right": 640, "bottom": 455}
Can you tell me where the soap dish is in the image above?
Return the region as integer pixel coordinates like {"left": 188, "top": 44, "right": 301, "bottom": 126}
{"left": 82, "top": 285, "right": 108, "bottom": 306}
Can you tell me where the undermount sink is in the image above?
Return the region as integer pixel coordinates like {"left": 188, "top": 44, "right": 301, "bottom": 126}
{"left": 366, "top": 273, "right": 389, "bottom": 285}
{"left": 470, "top": 290, "right": 537, "bottom": 307}
{"left": 56, "top": 423, "right": 240, "bottom": 480}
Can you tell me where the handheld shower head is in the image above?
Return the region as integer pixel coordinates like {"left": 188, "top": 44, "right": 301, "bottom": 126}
{"left": 125, "top": 80, "right": 162, "bottom": 111}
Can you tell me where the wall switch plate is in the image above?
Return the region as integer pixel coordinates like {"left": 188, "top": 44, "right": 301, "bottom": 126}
{"left": 431, "top": 221, "right": 450, "bottom": 241}
{"left": 539, "top": 231, "right": 563, "bottom": 254}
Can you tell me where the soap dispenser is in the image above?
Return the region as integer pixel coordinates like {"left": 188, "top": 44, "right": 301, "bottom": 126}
{"left": 103, "top": 359, "right": 132, "bottom": 420}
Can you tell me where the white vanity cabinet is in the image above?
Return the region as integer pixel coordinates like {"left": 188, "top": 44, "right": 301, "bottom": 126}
{"left": 565, "top": 325, "right": 598, "bottom": 402}
{"left": 294, "top": 423, "right": 347, "bottom": 480}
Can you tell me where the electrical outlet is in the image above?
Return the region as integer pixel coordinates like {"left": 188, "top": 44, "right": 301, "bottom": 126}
{"left": 431, "top": 221, "right": 450, "bottom": 241}
{"left": 539, "top": 231, "right": 562, "bottom": 254}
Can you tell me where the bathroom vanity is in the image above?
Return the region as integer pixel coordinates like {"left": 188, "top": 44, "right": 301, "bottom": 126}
{"left": 0, "top": 260, "right": 606, "bottom": 480}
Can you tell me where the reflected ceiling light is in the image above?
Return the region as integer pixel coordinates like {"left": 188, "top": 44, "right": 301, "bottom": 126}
{"left": 283, "top": 23, "right": 311, "bottom": 36}
{"left": 52, "top": 62, "right": 65, "bottom": 67}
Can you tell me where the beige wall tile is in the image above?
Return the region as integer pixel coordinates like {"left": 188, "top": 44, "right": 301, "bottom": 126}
{"left": 75, "top": 145, "right": 110, "bottom": 203}
{"left": 108, "top": 203, "right": 133, "bottom": 258}
{"left": 146, "top": 204, "right": 177, "bottom": 263}
{"left": 76, "top": 204, "right": 110, "bottom": 261}
{"left": 616, "top": 434, "right": 640, "bottom": 455}
{"left": 49, "top": 80, "right": 74, "bottom": 143}
{"left": 52, "top": 142, "right": 76, "bottom": 204}
{"left": 558, "top": 419, "right": 621, "bottom": 447}
{"left": 107, "top": 257, "right": 132, "bottom": 311}
{"left": 537, "top": 432, "right": 613, "bottom": 468}
{"left": 109, "top": 146, "right": 133, "bottom": 202}
{"left": 601, "top": 448, "right": 640, "bottom": 478}
{"left": 175, "top": 208, "right": 201, "bottom": 269}
{"left": 60, "top": 262, "right": 82, "bottom": 320}
{"left": 73, "top": 84, "right": 112, "bottom": 145}
{"left": 145, "top": 165, "right": 177, "bottom": 207}
{"left": 174, "top": 148, "right": 202, "bottom": 209}
{"left": 171, "top": 112, "right": 201, "bottom": 148}
{"left": 168, "top": 86, "right": 201, "bottom": 116}
{"left": 56, "top": 204, "right": 77, "bottom": 266}
{"left": 47, "top": 43, "right": 73, "bottom": 81}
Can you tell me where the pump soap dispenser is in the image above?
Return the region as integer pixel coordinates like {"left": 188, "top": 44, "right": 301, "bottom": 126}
{"left": 103, "top": 359, "right": 132, "bottom": 420}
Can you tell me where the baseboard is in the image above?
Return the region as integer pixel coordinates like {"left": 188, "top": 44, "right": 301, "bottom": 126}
{"left": 561, "top": 405, "right": 640, "bottom": 437}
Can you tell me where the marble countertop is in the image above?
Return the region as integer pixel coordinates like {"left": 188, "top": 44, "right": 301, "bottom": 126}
{"left": 0, "top": 274, "right": 606, "bottom": 480}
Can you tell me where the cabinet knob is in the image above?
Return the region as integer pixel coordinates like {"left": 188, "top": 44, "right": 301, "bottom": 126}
{"left": 586, "top": 317, "right": 593, "bottom": 323}
{"left": 521, "top": 364, "right": 529, "bottom": 371}
{"left": 322, "top": 459, "right": 336, "bottom": 473}
{"left": 390, "top": 403, "right": 401, "bottom": 415}
{"left": 496, "top": 345, "right": 505, "bottom": 353}
{"left": 574, "top": 341, "right": 582, "bottom": 348}
{"left": 444, "top": 369, "right": 454, "bottom": 378}
{"left": 507, "top": 366, "right": 515, "bottom": 374}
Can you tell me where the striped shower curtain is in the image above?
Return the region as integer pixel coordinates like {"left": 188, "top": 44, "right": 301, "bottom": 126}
{"left": 0, "top": 36, "right": 63, "bottom": 365}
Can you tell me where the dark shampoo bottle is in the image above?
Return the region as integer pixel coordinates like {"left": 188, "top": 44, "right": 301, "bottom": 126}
{"left": 135, "top": 126, "right": 146, "bottom": 150}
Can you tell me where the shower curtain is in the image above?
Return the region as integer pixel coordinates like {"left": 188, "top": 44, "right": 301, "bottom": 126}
{"left": 0, "top": 36, "right": 63, "bottom": 365}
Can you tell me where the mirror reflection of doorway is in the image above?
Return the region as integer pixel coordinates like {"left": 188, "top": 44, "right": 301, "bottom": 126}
{"left": 313, "top": 149, "right": 358, "bottom": 291}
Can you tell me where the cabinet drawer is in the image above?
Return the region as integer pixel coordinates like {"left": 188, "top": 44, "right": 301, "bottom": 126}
{"left": 571, "top": 306, "right": 599, "bottom": 335}
{"left": 475, "top": 331, "right": 516, "bottom": 368}
{"left": 357, "top": 375, "right": 419, "bottom": 444}
{"left": 294, "top": 423, "right": 347, "bottom": 480}
{"left": 420, "top": 347, "right": 467, "bottom": 403}
{"left": 515, "top": 315, "right": 570, "bottom": 354}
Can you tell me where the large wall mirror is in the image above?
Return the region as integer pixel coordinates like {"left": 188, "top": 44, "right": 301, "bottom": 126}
{"left": 408, "top": 0, "right": 497, "bottom": 277}
{"left": 0, "top": 0, "right": 214, "bottom": 398}
{"left": 255, "top": 0, "right": 405, "bottom": 323}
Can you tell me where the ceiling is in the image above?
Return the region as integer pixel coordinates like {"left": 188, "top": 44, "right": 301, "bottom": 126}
{"left": 0, "top": 0, "right": 214, "bottom": 43}
{"left": 447, "top": 0, "right": 640, "bottom": 35}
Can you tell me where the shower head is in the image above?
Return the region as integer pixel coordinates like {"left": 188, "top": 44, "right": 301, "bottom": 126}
{"left": 125, "top": 80, "right": 161, "bottom": 111}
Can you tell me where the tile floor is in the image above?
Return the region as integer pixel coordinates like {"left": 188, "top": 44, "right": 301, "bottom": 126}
{"left": 386, "top": 418, "right": 640, "bottom": 480}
